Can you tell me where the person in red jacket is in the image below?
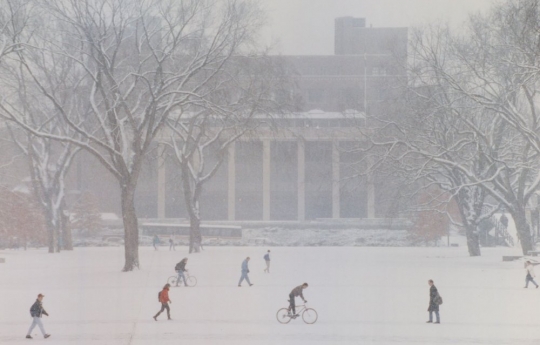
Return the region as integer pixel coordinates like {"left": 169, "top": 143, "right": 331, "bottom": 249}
{"left": 153, "top": 284, "right": 172, "bottom": 321}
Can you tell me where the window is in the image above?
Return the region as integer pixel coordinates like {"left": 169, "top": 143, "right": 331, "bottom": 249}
{"left": 372, "top": 67, "right": 387, "bottom": 76}
{"left": 308, "top": 89, "right": 325, "bottom": 103}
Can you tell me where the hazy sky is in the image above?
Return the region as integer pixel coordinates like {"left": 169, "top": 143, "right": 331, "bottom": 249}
{"left": 260, "top": 0, "right": 496, "bottom": 55}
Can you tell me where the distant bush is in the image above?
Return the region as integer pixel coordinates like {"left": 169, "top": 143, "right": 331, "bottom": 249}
{"left": 71, "top": 191, "right": 103, "bottom": 236}
{"left": 0, "top": 186, "right": 47, "bottom": 248}
{"left": 408, "top": 191, "right": 450, "bottom": 246}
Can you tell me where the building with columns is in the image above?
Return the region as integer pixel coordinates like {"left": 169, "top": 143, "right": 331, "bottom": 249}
{"left": 0, "top": 17, "right": 408, "bottom": 223}
{"left": 144, "top": 17, "right": 408, "bottom": 222}
{"left": 56, "top": 17, "right": 408, "bottom": 222}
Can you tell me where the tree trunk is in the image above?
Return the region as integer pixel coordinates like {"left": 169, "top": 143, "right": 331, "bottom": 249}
{"left": 56, "top": 224, "right": 61, "bottom": 253}
{"left": 45, "top": 210, "right": 55, "bottom": 253}
{"left": 180, "top": 163, "right": 203, "bottom": 253}
{"left": 189, "top": 215, "right": 202, "bottom": 253}
{"left": 512, "top": 208, "right": 534, "bottom": 255}
{"left": 61, "top": 207, "right": 73, "bottom": 250}
{"left": 121, "top": 186, "right": 140, "bottom": 271}
{"left": 464, "top": 223, "right": 481, "bottom": 256}
{"left": 455, "top": 191, "right": 482, "bottom": 257}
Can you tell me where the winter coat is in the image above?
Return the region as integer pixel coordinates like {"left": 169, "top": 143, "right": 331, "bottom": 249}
{"left": 290, "top": 285, "right": 305, "bottom": 300}
{"left": 428, "top": 285, "right": 439, "bottom": 312}
{"left": 175, "top": 261, "right": 187, "bottom": 272}
{"left": 30, "top": 300, "right": 48, "bottom": 318}
{"left": 500, "top": 214, "right": 509, "bottom": 228}
{"left": 264, "top": 253, "right": 270, "bottom": 261}
{"left": 527, "top": 265, "right": 536, "bottom": 278}
{"left": 241, "top": 259, "right": 249, "bottom": 272}
{"left": 159, "top": 288, "right": 170, "bottom": 304}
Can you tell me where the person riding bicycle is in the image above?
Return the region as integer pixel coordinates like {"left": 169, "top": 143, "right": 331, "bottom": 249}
{"left": 288, "top": 283, "right": 308, "bottom": 317}
{"left": 174, "top": 258, "right": 188, "bottom": 287}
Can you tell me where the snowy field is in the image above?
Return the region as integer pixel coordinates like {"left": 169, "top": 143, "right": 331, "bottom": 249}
{"left": 1, "top": 245, "right": 540, "bottom": 344}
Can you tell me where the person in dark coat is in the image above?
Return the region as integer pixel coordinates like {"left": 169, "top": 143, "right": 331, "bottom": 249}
{"left": 524, "top": 261, "right": 539, "bottom": 288}
{"left": 500, "top": 214, "right": 509, "bottom": 229}
{"left": 174, "top": 258, "right": 188, "bottom": 287}
{"left": 263, "top": 250, "right": 271, "bottom": 273}
{"left": 26, "top": 293, "right": 51, "bottom": 339}
{"left": 288, "top": 283, "right": 308, "bottom": 317}
{"left": 238, "top": 257, "right": 253, "bottom": 287}
{"left": 153, "top": 284, "right": 172, "bottom": 320}
{"left": 427, "top": 280, "right": 440, "bottom": 324}
{"left": 153, "top": 235, "right": 160, "bottom": 250}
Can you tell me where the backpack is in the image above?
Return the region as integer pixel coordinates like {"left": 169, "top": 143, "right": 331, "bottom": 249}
{"left": 158, "top": 291, "right": 162, "bottom": 302}
{"left": 434, "top": 293, "right": 443, "bottom": 305}
{"left": 175, "top": 262, "right": 182, "bottom": 271}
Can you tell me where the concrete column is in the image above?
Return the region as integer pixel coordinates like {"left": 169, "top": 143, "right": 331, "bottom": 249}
{"left": 157, "top": 143, "right": 166, "bottom": 219}
{"left": 332, "top": 140, "right": 340, "bottom": 219}
{"left": 297, "top": 139, "right": 306, "bottom": 222}
{"left": 263, "top": 140, "right": 271, "bottom": 221}
{"left": 228, "top": 142, "right": 236, "bottom": 221}
{"left": 367, "top": 168, "right": 375, "bottom": 219}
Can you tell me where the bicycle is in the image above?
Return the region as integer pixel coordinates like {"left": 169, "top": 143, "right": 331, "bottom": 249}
{"left": 276, "top": 302, "right": 318, "bottom": 324}
{"left": 168, "top": 271, "right": 197, "bottom": 287}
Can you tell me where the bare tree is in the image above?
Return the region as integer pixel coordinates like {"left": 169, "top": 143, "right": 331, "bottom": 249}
{"left": 368, "top": 4, "right": 540, "bottom": 256}
{"left": 344, "top": 24, "right": 512, "bottom": 256}
{"left": 0, "top": 0, "right": 80, "bottom": 253}
{"left": 8, "top": 128, "right": 80, "bottom": 253}
{"left": 165, "top": 55, "right": 292, "bottom": 253}
{"left": 0, "top": 0, "right": 269, "bottom": 270}
{"left": 404, "top": 2, "right": 540, "bottom": 255}
{"left": 0, "top": 0, "right": 29, "bottom": 60}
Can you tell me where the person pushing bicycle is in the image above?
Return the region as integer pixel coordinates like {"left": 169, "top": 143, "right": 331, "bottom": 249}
{"left": 288, "top": 283, "right": 308, "bottom": 317}
{"left": 174, "top": 258, "right": 188, "bottom": 287}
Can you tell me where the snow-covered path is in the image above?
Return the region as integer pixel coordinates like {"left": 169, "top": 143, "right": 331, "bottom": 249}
{"left": 1, "top": 245, "right": 539, "bottom": 344}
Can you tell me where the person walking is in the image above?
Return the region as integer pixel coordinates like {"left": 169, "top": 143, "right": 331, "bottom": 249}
{"left": 288, "top": 283, "right": 308, "bottom": 317}
{"left": 153, "top": 284, "right": 172, "bottom": 321}
{"left": 427, "top": 280, "right": 441, "bottom": 324}
{"left": 174, "top": 258, "right": 188, "bottom": 287}
{"left": 169, "top": 237, "right": 175, "bottom": 251}
{"left": 500, "top": 214, "right": 509, "bottom": 229}
{"left": 524, "top": 261, "right": 539, "bottom": 288}
{"left": 153, "top": 235, "right": 159, "bottom": 250}
{"left": 238, "top": 257, "right": 253, "bottom": 287}
{"left": 263, "top": 250, "right": 271, "bottom": 273}
{"left": 26, "top": 293, "right": 51, "bottom": 339}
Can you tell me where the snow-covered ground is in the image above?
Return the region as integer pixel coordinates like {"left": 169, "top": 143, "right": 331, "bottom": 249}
{"left": 1, "top": 245, "right": 539, "bottom": 344}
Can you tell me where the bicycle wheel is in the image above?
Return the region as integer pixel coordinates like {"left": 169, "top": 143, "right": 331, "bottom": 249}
{"left": 276, "top": 308, "right": 292, "bottom": 324}
{"left": 302, "top": 308, "right": 318, "bottom": 324}
{"left": 168, "top": 276, "right": 178, "bottom": 286}
{"left": 186, "top": 276, "right": 197, "bottom": 287}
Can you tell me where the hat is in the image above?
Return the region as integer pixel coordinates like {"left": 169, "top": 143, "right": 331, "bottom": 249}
{"left": 37, "top": 293, "right": 44, "bottom": 297}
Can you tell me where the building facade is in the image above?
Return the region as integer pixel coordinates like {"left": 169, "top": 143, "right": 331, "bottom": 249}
{"left": 146, "top": 17, "right": 408, "bottom": 222}
{"left": 45, "top": 17, "right": 409, "bottom": 222}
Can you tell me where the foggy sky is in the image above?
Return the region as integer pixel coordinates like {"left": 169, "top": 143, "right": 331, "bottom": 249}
{"left": 260, "top": 0, "right": 496, "bottom": 55}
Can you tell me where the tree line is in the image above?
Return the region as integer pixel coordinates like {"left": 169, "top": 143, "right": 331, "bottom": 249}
{"left": 0, "top": 0, "right": 291, "bottom": 271}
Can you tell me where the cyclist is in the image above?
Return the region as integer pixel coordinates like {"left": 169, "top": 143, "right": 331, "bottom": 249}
{"left": 174, "top": 258, "right": 188, "bottom": 287}
{"left": 288, "top": 283, "right": 308, "bottom": 317}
